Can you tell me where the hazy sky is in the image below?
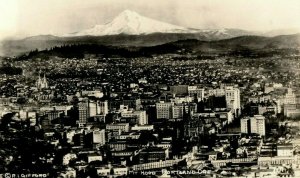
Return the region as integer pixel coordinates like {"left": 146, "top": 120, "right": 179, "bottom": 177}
{"left": 1, "top": 0, "right": 300, "bottom": 40}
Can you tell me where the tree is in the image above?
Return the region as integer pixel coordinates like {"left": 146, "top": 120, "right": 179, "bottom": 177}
{"left": 17, "top": 97, "right": 28, "bottom": 105}
{"left": 0, "top": 112, "right": 15, "bottom": 130}
{"left": 71, "top": 96, "right": 79, "bottom": 106}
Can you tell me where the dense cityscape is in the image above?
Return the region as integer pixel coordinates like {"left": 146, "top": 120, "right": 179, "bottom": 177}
{"left": 2, "top": 1, "right": 300, "bottom": 177}
{"left": 0, "top": 50, "right": 300, "bottom": 177}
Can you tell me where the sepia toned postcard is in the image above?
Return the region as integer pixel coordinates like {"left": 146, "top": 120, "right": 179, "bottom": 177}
{"left": 0, "top": 0, "right": 300, "bottom": 177}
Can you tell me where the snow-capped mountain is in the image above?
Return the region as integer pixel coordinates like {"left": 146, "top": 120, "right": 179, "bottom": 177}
{"left": 198, "top": 28, "right": 259, "bottom": 40}
{"left": 64, "top": 10, "right": 256, "bottom": 38}
{"left": 65, "top": 10, "right": 197, "bottom": 36}
{"left": 2, "top": 10, "right": 260, "bottom": 56}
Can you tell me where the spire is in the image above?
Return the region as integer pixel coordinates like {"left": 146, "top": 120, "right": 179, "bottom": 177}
{"left": 43, "top": 73, "right": 47, "bottom": 83}
{"left": 37, "top": 69, "right": 48, "bottom": 90}
{"left": 38, "top": 70, "right": 42, "bottom": 83}
{"left": 43, "top": 73, "right": 48, "bottom": 88}
{"left": 37, "top": 70, "right": 42, "bottom": 89}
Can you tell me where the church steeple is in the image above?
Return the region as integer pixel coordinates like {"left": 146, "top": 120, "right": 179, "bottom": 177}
{"left": 43, "top": 73, "right": 48, "bottom": 88}
{"left": 36, "top": 70, "right": 48, "bottom": 90}
{"left": 38, "top": 70, "right": 42, "bottom": 83}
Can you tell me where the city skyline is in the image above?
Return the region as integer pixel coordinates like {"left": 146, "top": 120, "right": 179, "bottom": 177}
{"left": 1, "top": 0, "right": 300, "bottom": 177}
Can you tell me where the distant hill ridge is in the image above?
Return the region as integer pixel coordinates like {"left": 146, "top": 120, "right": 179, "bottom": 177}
{"left": 13, "top": 33, "right": 300, "bottom": 60}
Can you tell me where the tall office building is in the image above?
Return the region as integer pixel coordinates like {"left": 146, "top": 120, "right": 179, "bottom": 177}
{"left": 78, "top": 102, "right": 89, "bottom": 126}
{"left": 284, "top": 88, "right": 296, "bottom": 104}
{"left": 240, "top": 118, "right": 250, "bottom": 134}
{"left": 250, "top": 115, "right": 266, "bottom": 136}
{"left": 188, "top": 86, "right": 205, "bottom": 101}
{"left": 240, "top": 115, "right": 265, "bottom": 136}
{"left": 172, "top": 104, "right": 184, "bottom": 120}
{"left": 156, "top": 102, "right": 174, "bottom": 119}
{"left": 93, "top": 129, "right": 106, "bottom": 146}
{"left": 225, "top": 86, "right": 241, "bottom": 117}
{"left": 88, "top": 101, "right": 97, "bottom": 117}
{"left": 87, "top": 100, "right": 109, "bottom": 117}
{"left": 156, "top": 102, "right": 190, "bottom": 120}
{"left": 98, "top": 100, "right": 108, "bottom": 116}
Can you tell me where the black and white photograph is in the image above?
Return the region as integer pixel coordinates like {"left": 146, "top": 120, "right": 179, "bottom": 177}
{"left": 1, "top": 0, "right": 300, "bottom": 177}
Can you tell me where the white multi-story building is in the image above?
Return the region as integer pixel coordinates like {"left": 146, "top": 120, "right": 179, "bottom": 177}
{"left": 250, "top": 115, "right": 266, "bottom": 136}
{"left": 156, "top": 102, "right": 174, "bottom": 119}
{"left": 93, "top": 129, "right": 106, "bottom": 145}
{"left": 156, "top": 102, "right": 187, "bottom": 120}
{"left": 225, "top": 86, "right": 241, "bottom": 117}
{"left": 86, "top": 100, "right": 108, "bottom": 118}
{"left": 121, "top": 110, "right": 148, "bottom": 125}
{"left": 113, "top": 167, "right": 128, "bottom": 176}
{"left": 89, "top": 101, "right": 97, "bottom": 117}
{"left": 97, "top": 167, "right": 110, "bottom": 176}
{"left": 208, "top": 88, "right": 226, "bottom": 97}
{"left": 284, "top": 88, "right": 296, "bottom": 104}
{"left": 241, "top": 118, "right": 250, "bottom": 134}
{"left": 207, "top": 86, "right": 241, "bottom": 117}
{"left": 284, "top": 103, "right": 300, "bottom": 118}
{"left": 97, "top": 100, "right": 109, "bottom": 116}
{"left": 241, "top": 115, "right": 265, "bottom": 136}
{"left": 131, "top": 125, "right": 154, "bottom": 131}
{"left": 106, "top": 123, "right": 130, "bottom": 132}
{"left": 78, "top": 102, "right": 89, "bottom": 125}
{"left": 277, "top": 144, "right": 293, "bottom": 157}
{"left": 172, "top": 104, "right": 184, "bottom": 119}
{"left": 188, "top": 86, "right": 205, "bottom": 101}
{"left": 87, "top": 154, "right": 103, "bottom": 163}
